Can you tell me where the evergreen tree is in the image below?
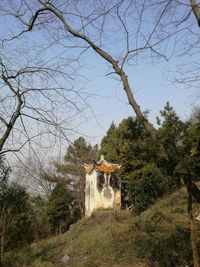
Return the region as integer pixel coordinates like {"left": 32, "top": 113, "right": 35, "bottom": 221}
{"left": 64, "top": 137, "right": 98, "bottom": 165}
{"left": 99, "top": 105, "right": 190, "bottom": 212}
{"left": 46, "top": 182, "right": 73, "bottom": 235}
{"left": 29, "top": 196, "right": 49, "bottom": 242}
{"left": 100, "top": 117, "right": 149, "bottom": 180}
{"left": 156, "top": 102, "right": 188, "bottom": 187}
{"left": 177, "top": 110, "right": 200, "bottom": 184}
{"left": 99, "top": 122, "right": 119, "bottom": 162}
{"left": 0, "top": 157, "right": 32, "bottom": 261}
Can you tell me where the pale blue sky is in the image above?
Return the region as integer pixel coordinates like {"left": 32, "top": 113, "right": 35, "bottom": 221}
{"left": 74, "top": 50, "right": 199, "bottom": 145}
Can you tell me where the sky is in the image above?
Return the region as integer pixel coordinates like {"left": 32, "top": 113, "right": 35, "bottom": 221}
{"left": 1, "top": 0, "right": 200, "bottom": 160}
{"left": 75, "top": 50, "right": 200, "bottom": 146}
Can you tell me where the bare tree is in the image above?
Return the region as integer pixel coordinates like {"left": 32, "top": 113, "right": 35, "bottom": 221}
{"left": 0, "top": 45, "right": 91, "bottom": 155}
{"left": 3, "top": 2, "right": 200, "bottom": 265}
{"left": 2, "top": 1, "right": 200, "bottom": 136}
{"left": 14, "top": 153, "right": 56, "bottom": 196}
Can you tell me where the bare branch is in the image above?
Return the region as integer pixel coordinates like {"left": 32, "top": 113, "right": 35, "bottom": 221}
{"left": 190, "top": 0, "right": 200, "bottom": 26}
{"left": 26, "top": 1, "right": 155, "bottom": 137}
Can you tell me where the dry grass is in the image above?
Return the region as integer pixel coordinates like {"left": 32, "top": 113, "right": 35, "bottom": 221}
{"left": 3, "top": 186, "right": 200, "bottom": 267}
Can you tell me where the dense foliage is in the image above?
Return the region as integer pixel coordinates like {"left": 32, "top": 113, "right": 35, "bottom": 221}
{"left": 129, "top": 164, "right": 167, "bottom": 213}
{"left": 0, "top": 157, "right": 34, "bottom": 262}
{"left": 99, "top": 102, "right": 200, "bottom": 213}
{"left": 46, "top": 182, "right": 74, "bottom": 234}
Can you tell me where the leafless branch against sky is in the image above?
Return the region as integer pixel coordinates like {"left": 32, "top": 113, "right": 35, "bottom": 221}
{"left": 0, "top": 0, "right": 200, "bottom": 156}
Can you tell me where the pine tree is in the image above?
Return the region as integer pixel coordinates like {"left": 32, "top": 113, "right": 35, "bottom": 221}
{"left": 46, "top": 182, "right": 72, "bottom": 235}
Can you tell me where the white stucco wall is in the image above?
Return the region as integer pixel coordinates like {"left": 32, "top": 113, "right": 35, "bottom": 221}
{"left": 85, "top": 171, "right": 121, "bottom": 217}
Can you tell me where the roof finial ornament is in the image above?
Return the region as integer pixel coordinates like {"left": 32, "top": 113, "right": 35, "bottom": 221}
{"left": 100, "top": 155, "right": 104, "bottom": 161}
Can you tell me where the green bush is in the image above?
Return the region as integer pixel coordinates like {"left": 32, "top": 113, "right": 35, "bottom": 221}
{"left": 129, "top": 164, "right": 167, "bottom": 214}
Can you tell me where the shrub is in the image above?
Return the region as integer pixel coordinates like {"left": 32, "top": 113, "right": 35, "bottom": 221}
{"left": 128, "top": 164, "right": 167, "bottom": 214}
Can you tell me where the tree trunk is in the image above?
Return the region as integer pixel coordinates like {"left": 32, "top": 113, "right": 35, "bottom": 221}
{"left": 183, "top": 176, "right": 200, "bottom": 203}
{"left": 187, "top": 177, "right": 199, "bottom": 267}
{"left": 190, "top": 0, "right": 200, "bottom": 27}
{"left": 59, "top": 221, "right": 62, "bottom": 235}
{"left": 0, "top": 230, "right": 5, "bottom": 264}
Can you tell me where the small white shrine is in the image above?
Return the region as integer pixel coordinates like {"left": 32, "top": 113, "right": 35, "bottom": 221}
{"left": 84, "top": 155, "right": 121, "bottom": 217}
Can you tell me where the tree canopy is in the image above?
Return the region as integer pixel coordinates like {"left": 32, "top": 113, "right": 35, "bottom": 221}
{"left": 99, "top": 103, "right": 200, "bottom": 213}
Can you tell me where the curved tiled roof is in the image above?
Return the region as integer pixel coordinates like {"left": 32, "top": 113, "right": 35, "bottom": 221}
{"left": 83, "top": 155, "right": 121, "bottom": 174}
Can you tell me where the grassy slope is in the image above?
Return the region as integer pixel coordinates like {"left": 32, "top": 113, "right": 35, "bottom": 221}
{"left": 3, "top": 186, "right": 200, "bottom": 267}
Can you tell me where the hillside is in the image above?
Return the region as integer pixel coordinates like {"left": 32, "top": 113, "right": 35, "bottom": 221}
{"left": 3, "top": 186, "right": 200, "bottom": 267}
